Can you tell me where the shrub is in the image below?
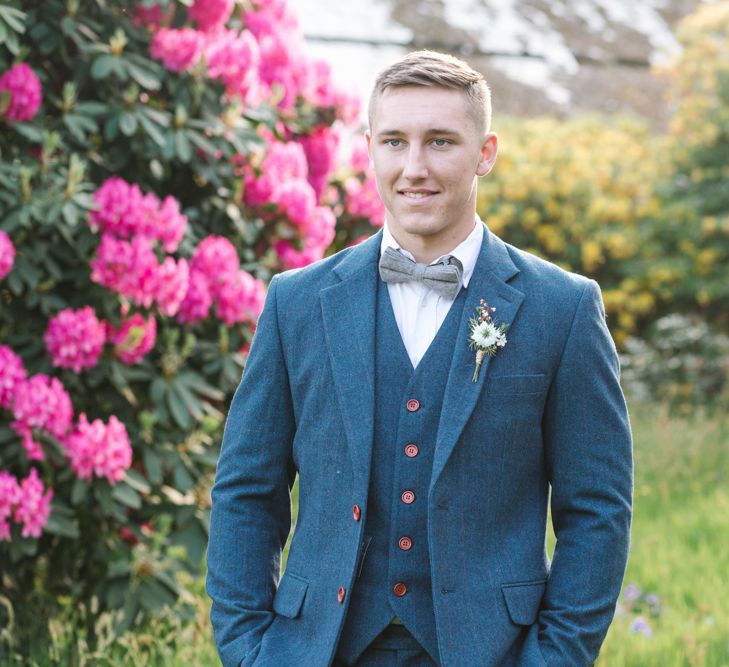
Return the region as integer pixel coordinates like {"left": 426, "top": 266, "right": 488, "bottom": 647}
{"left": 0, "top": 0, "right": 371, "bottom": 657}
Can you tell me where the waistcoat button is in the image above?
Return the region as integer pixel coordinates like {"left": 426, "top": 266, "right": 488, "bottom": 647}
{"left": 338, "top": 586, "right": 346, "bottom": 604}
{"left": 404, "top": 444, "right": 419, "bottom": 458}
{"left": 393, "top": 582, "right": 408, "bottom": 597}
{"left": 401, "top": 490, "right": 415, "bottom": 504}
{"left": 406, "top": 399, "right": 420, "bottom": 412}
{"left": 398, "top": 536, "right": 413, "bottom": 551}
{"left": 352, "top": 504, "right": 361, "bottom": 521}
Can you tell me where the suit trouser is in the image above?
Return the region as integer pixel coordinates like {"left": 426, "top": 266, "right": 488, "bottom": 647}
{"left": 333, "top": 625, "right": 438, "bottom": 667}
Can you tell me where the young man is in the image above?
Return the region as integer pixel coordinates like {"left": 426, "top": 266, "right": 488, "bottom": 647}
{"left": 207, "top": 50, "right": 633, "bottom": 667}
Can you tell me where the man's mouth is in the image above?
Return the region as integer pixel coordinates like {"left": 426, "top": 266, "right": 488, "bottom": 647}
{"left": 399, "top": 190, "right": 437, "bottom": 200}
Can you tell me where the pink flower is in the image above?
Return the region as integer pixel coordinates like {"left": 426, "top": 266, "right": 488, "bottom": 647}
{"left": 156, "top": 256, "right": 190, "bottom": 317}
{"left": 0, "top": 63, "right": 42, "bottom": 122}
{"left": 274, "top": 206, "right": 336, "bottom": 270}
{"left": 215, "top": 270, "right": 266, "bottom": 325}
{"left": 177, "top": 270, "right": 213, "bottom": 324}
{"left": 89, "top": 178, "right": 187, "bottom": 252}
{"left": 350, "top": 138, "right": 371, "bottom": 172}
{"left": 189, "top": 0, "right": 235, "bottom": 32}
{"left": 91, "top": 234, "right": 159, "bottom": 308}
{"left": 274, "top": 180, "right": 316, "bottom": 227}
{"left": 0, "top": 344, "right": 26, "bottom": 410}
{"left": 65, "top": 413, "right": 132, "bottom": 484}
{"left": 204, "top": 28, "right": 260, "bottom": 101}
{"left": 132, "top": 3, "right": 167, "bottom": 29}
{"left": 345, "top": 176, "right": 385, "bottom": 227}
{"left": 155, "top": 195, "right": 188, "bottom": 253}
{"left": 298, "top": 126, "right": 340, "bottom": 201}
{"left": 264, "top": 140, "right": 308, "bottom": 182}
{"left": 13, "top": 468, "right": 53, "bottom": 539}
{"left": 0, "top": 229, "right": 15, "bottom": 280}
{"left": 108, "top": 313, "right": 157, "bottom": 365}
{"left": 190, "top": 235, "right": 240, "bottom": 297}
{"left": 44, "top": 306, "right": 106, "bottom": 373}
{"left": 89, "top": 176, "right": 144, "bottom": 237}
{"left": 0, "top": 471, "right": 20, "bottom": 542}
{"left": 150, "top": 28, "right": 205, "bottom": 72}
{"left": 11, "top": 374, "right": 73, "bottom": 460}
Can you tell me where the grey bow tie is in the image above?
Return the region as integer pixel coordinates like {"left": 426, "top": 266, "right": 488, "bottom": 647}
{"left": 379, "top": 247, "right": 463, "bottom": 300}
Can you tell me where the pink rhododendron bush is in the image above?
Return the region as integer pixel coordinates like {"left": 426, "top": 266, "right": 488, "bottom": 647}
{"left": 0, "top": 0, "right": 382, "bottom": 658}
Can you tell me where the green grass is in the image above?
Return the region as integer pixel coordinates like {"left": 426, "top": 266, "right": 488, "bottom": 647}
{"left": 5, "top": 403, "right": 728, "bottom": 665}
{"left": 596, "top": 404, "right": 729, "bottom": 666}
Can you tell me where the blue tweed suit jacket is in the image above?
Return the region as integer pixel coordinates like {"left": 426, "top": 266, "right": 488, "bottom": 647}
{"left": 206, "top": 224, "right": 633, "bottom": 667}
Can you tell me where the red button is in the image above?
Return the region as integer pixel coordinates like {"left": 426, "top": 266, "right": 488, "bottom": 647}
{"left": 401, "top": 490, "right": 415, "bottom": 504}
{"left": 406, "top": 399, "right": 420, "bottom": 412}
{"left": 404, "top": 444, "right": 419, "bottom": 458}
{"left": 393, "top": 582, "right": 408, "bottom": 597}
{"left": 398, "top": 536, "right": 413, "bottom": 551}
{"left": 338, "top": 586, "right": 346, "bottom": 604}
{"left": 352, "top": 504, "right": 361, "bottom": 522}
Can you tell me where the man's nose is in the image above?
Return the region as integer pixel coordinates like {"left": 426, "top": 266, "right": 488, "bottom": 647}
{"left": 402, "top": 146, "right": 428, "bottom": 179}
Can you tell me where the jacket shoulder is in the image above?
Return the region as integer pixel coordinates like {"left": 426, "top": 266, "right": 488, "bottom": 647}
{"left": 505, "top": 242, "right": 595, "bottom": 297}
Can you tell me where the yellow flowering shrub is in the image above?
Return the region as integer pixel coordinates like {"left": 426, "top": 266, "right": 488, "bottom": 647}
{"left": 478, "top": 115, "right": 666, "bottom": 347}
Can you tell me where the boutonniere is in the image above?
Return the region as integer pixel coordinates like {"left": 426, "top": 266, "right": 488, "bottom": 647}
{"left": 468, "top": 299, "right": 508, "bottom": 383}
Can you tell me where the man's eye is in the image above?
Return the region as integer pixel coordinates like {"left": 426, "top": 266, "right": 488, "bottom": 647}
{"left": 385, "top": 139, "right": 402, "bottom": 147}
{"left": 433, "top": 139, "right": 450, "bottom": 147}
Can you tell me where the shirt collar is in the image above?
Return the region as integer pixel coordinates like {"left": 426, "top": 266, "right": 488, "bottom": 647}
{"left": 380, "top": 217, "right": 484, "bottom": 288}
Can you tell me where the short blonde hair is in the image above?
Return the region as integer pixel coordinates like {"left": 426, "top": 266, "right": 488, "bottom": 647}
{"left": 368, "top": 50, "right": 492, "bottom": 134}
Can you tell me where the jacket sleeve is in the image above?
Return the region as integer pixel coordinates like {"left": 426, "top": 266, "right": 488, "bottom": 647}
{"left": 206, "top": 274, "right": 297, "bottom": 667}
{"left": 535, "top": 279, "right": 633, "bottom": 666}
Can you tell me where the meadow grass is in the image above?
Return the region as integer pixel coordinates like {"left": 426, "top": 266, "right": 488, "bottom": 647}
{"left": 595, "top": 403, "right": 729, "bottom": 666}
{"left": 5, "top": 402, "right": 728, "bottom": 665}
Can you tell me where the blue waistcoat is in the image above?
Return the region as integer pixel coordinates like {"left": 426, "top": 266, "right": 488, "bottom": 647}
{"left": 336, "top": 277, "right": 468, "bottom": 665}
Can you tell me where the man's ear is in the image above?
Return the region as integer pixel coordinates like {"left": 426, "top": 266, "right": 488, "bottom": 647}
{"left": 365, "top": 130, "right": 374, "bottom": 167}
{"left": 476, "top": 132, "right": 498, "bottom": 177}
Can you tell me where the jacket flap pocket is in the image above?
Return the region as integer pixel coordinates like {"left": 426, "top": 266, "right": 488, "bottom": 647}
{"left": 488, "top": 374, "right": 548, "bottom": 395}
{"left": 501, "top": 579, "right": 547, "bottom": 625}
{"left": 273, "top": 571, "right": 309, "bottom": 619}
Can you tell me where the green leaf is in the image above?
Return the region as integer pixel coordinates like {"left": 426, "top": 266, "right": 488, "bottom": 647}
{"left": 138, "top": 111, "right": 166, "bottom": 147}
{"left": 126, "top": 60, "right": 161, "bottom": 90}
{"left": 70, "top": 477, "right": 88, "bottom": 506}
{"left": 0, "top": 5, "right": 27, "bottom": 34}
{"left": 175, "top": 130, "right": 192, "bottom": 163}
{"left": 14, "top": 255, "right": 40, "bottom": 289}
{"left": 105, "top": 578, "right": 129, "bottom": 609}
{"left": 137, "top": 577, "right": 177, "bottom": 612}
{"left": 119, "top": 111, "right": 138, "bottom": 136}
{"left": 186, "top": 129, "right": 219, "bottom": 157}
{"left": 170, "top": 519, "right": 208, "bottom": 567}
{"left": 104, "top": 113, "right": 120, "bottom": 141}
{"left": 124, "top": 468, "right": 151, "bottom": 494}
{"left": 45, "top": 512, "right": 81, "bottom": 539}
{"left": 166, "top": 385, "right": 192, "bottom": 429}
{"left": 12, "top": 122, "right": 43, "bottom": 143}
{"left": 173, "top": 462, "right": 194, "bottom": 493}
{"left": 171, "top": 380, "right": 202, "bottom": 420}
{"left": 111, "top": 482, "right": 142, "bottom": 510}
{"left": 75, "top": 101, "right": 108, "bottom": 115}
{"left": 143, "top": 447, "right": 162, "bottom": 485}
{"left": 91, "top": 54, "right": 117, "bottom": 80}
{"left": 62, "top": 200, "right": 79, "bottom": 226}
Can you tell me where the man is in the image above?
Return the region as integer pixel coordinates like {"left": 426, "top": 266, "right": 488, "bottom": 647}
{"left": 207, "top": 50, "right": 633, "bottom": 667}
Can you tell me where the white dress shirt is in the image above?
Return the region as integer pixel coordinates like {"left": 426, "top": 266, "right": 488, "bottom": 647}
{"left": 379, "top": 219, "right": 484, "bottom": 369}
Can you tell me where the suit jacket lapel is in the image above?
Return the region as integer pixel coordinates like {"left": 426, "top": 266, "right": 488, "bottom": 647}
{"left": 431, "top": 226, "right": 525, "bottom": 489}
{"left": 320, "top": 231, "right": 382, "bottom": 491}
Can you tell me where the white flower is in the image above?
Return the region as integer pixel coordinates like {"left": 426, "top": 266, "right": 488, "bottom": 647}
{"left": 471, "top": 321, "right": 501, "bottom": 348}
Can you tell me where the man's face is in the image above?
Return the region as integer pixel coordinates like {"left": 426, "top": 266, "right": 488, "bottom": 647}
{"left": 366, "top": 85, "right": 497, "bottom": 259}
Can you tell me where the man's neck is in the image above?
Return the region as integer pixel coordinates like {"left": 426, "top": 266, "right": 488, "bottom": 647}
{"left": 388, "top": 222, "right": 477, "bottom": 265}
